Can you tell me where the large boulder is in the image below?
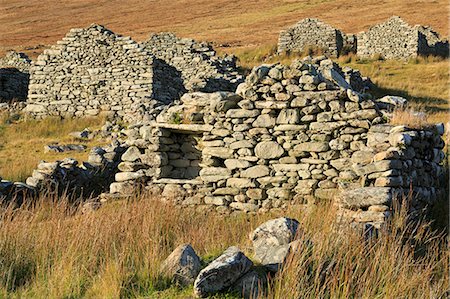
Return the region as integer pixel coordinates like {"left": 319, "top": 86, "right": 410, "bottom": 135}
{"left": 160, "top": 244, "right": 202, "bottom": 286}
{"left": 250, "top": 217, "right": 300, "bottom": 271}
{"left": 193, "top": 246, "right": 253, "bottom": 297}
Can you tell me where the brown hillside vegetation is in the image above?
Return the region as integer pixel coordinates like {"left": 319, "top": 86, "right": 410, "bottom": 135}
{"left": 0, "top": 0, "right": 449, "bottom": 56}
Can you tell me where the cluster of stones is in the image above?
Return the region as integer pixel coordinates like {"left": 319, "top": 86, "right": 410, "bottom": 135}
{"left": 279, "top": 16, "right": 449, "bottom": 59}
{"left": 161, "top": 217, "right": 303, "bottom": 298}
{"left": 357, "top": 16, "right": 449, "bottom": 59}
{"left": 106, "top": 56, "right": 445, "bottom": 228}
{"left": 142, "top": 33, "right": 243, "bottom": 92}
{"left": 0, "top": 51, "right": 31, "bottom": 102}
{"left": 24, "top": 24, "right": 185, "bottom": 122}
{"left": 23, "top": 141, "right": 125, "bottom": 196}
{"left": 278, "top": 18, "right": 356, "bottom": 57}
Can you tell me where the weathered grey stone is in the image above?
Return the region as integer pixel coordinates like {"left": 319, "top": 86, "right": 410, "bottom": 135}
{"left": 255, "top": 141, "right": 284, "bottom": 159}
{"left": 293, "top": 142, "right": 329, "bottom": 153}
{"left": 200, "top": 167, "right": 231, "bottom": 182}
{"left": 161, "top": 244, "right": 202, "bottom": 286}
{"left": 241, "top": 165, "right": 270, "bottom": 178}
{"left": 121, "top": 146, "right": 141, "bottom": 162}
{"left": 224, "top": 159, "right": 251, "bottom": 170}
{"left": 337, "top": 187, "right": 394, "bottom": 209}
{"left": 193, "top": 246, "right": 253, "bottom": 297}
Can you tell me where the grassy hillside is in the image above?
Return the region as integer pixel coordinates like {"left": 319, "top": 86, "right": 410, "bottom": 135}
{"left": 0, "top": 0, "right": 448, "bottom": 57}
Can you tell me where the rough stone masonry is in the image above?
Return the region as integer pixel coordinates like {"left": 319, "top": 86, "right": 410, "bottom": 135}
{"left": 108, "top": 56, "right": 445, "bottom": 229}
{"left": 277, "top": 18, "right": 356, "bottom": 57}
{"left": 0, "top": 51, "right": 31, "bottom": 102}
{"left": 356, "top": 16, "right": 449, "bottom": 59}
{"left": 24, "top": 24, "right": 186, "bottom": 122}
{"left": 142, "top": 32, "right": 243, "bottom": 93}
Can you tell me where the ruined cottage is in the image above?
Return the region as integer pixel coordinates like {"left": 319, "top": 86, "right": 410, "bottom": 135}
{"left": 277, "top": 18, "right": 356, "bottom": 57}
{"left": 0, "top": 51, "right": 31, "bottom": 102}
{"left": 141, "top": 33, "right": 243, "bottom": 92}
{"left": 357, "top": 16, "right": 449, "bottom": 59}
{"left": 107, "top": 57, "right": 445, "bottom": 228}
{"left": 25, "top": 24, "right": 186, "bottom": 122}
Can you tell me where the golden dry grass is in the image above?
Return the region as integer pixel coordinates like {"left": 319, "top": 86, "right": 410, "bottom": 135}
{"left": 0, "top": 0, "right": 448, "bottom": 57}
{"left": 0, "top": 113, "right": 107, "bottom": 182}
{"left": 0, "top": 194, "right": 447, "bottom": 298}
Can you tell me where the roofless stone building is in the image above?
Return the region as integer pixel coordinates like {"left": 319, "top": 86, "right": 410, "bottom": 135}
{"left": 357, "top": 16, "right": 449, "bottom": 59}
{"left": 25, "top": 24, "right": 185, "bottom": 122}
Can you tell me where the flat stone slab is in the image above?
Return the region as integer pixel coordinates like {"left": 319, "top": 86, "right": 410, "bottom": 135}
{"left": 337, "top": 187, "right": 394, "bottom": 209}
{"left": 151, "top": 122, "right": 213, "bottom": 133}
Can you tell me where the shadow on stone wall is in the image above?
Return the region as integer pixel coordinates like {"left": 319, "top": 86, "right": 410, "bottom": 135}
{"left": 152, "top": 59, "right": 187, "bottom": 104}
{"left": 0, "top": 68, "right": 29, "bottom": 102}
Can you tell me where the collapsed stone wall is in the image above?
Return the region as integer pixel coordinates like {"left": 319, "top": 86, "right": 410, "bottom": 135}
{"left": 0, "top": 140, "right": 125, "bottom": 204}
{"left": 277, "top": 18, "right": 355, "bottom": 57}
{"left": 0, "top": 51, "right": 31, "bottom": 102}
{"left": 357, "top": 16, "right": 449, "bottom": 59}
{"left": 142, "top": 33, "right": 243, "bottom": 92}
{"left": 108, "top": 57, "right": 445, "bottom": 225}
{"left": 25, "top": 24, "right": 185, "bottom": 122}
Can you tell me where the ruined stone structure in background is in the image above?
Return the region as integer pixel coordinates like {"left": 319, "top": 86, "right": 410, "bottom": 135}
{"left": 142, "top": 33, "right": 243, "bottom": 92}
{"left": 277, "top": 18, "right": 356, "bottom": 57}
{"left": 107, "top": 57, "right": 445, "bottom": 228}
{"left": 25, "top": 24, "right": 186, "bottom": 122}
{"left": 0, "top": 51, "right": 31, "bottom": 102}
{"left": 357, "top": 16, "right": 449, "bottom": 59}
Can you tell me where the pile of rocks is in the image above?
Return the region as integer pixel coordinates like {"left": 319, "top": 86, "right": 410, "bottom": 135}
{"left": 142, "top": 33, "right": 243, "bottom": 92}
{"left": 161, "top": 217, "right": 302, "bottom": 298}
{"left": 0, "top": 51, "right": 31, "bottom": 102}
{"left": 0, "top": 178, "right": 36, "bottom": 204}
{"left": 25, "top": 24, "right": 185, "bottom": 122}
{"left": 25, "top": 141, "right": 125, "bottom": 196}
{"left": 357, "top": 16, "right": 449, "bottom": 59}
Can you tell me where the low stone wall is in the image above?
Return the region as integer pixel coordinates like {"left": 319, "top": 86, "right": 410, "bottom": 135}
{"left": 278, "top": 18, "right": 347, "bottom": 57}
{"left": 25, "top": 25, "right": 185, "bottom": 122}
{"left": 357, "top": 16, "right": 449, "bottom": 59}
{"left": 0, "top": 51, "right": 31, "bottom": 102}
{"left": 142, "top": 33, "right": 243, "bottom": 92}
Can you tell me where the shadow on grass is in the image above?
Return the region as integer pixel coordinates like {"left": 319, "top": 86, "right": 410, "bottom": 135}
{"left": 370, "top": 85, "right": 448, "bottom": 113}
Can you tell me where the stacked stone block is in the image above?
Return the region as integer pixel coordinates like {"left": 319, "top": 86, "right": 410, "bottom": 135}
{"left": 357, "top": 16, "right": 449, "bottom": 59}
{"left": 337, "top": 123, "right": 446, "bottom": 227}
{"left": 142, "top": 33, "right": 243, "bottom": 92}
{"left": 0, "top": 51, "right": 31, "bottom": 102}
{"left": 25, "top": 24, "right": 185, "bottom": 122}
{"left": 277, "top": 18, "right": 352, "bottom": 57}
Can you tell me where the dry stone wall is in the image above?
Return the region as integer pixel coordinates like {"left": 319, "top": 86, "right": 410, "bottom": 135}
{"left": 277, "top": 18, "right": 355, "bottom": 57}
{"left": 107, "top": 57, "right": 445, "bottom": 226}
{"left": 0, "top": 51, "right": 31, "bottom": 102}
{"left": 357, "top": 16, "right": 449, "bottom": 59}
{"left": 25, "top": 24, "right": 185, "bottom": 122}
{"left": 142, "top": 33, "right": 243, "bottom": 92}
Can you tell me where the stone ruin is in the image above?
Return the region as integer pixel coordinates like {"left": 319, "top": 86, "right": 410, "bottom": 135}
{"left": 142, "top": 33, "right": 243, "bottom": 92}
{"left": 0, "top": 51, "right": 31, "bottom": 103}
{"left": 277, "top": 18, "right": 356, "bottom": 57}
{"left": 357, "top": 16, "right": 449, "bottom": 59}
{"left": 24, "top": 24, "right": 186, "bottom": 122}
{"left": 278, "top": 16, "right": 449, "bottom": 60}
{"left": 105, "top": 56, "right": 445, "bottom": 229}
